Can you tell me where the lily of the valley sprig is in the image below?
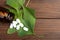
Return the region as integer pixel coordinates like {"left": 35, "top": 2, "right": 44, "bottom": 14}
{"left": 6, "top": 0, "right": 36, "bottom": 37}
{"left": 10, "top": 18, "right": 28, "bottom": 31}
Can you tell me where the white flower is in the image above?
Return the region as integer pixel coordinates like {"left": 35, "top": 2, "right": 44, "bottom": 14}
{"left": 12, "top": 21, "right": 18, "bottom": 25}
{"left": 12, "top": 21, "right": 18, "bottom": 28}
{"left": 12, "top": 23, "right": 17, "bottom": 28}
{"left": 16, "top": 25, "right": 20, "bottom": 30}
{"left": 16, "top": 19, "right": 21, "bottom": 23}
{"left": 19, "top": 23, "right": 24, "bottom": 27}
{"left": 9, "top": 19, "right": 25, "bottom": 31}
{"left": 10, "top": 23, "right": 13, "bottom": 28}
{"left": 23, "top": 27, "right": 28, "bottom": 31}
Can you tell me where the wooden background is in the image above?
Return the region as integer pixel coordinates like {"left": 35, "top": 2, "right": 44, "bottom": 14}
{"left": 1, "top": 0, "right": 60, "bottom": 40}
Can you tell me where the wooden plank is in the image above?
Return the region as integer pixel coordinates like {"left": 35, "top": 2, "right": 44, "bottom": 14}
{"left": 29, "top": 0, "right": 60, "bottom": 18}
{"left": 1, "top": 19, "right": 60, "bottom": 40}
{"left": 1, "top": 0, "right": 60, "bottom": 40}
{"left": 35, "top": 19, "right": 60, "bottom": 40}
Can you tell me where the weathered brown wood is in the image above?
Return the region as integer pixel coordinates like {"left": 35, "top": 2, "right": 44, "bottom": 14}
{"left": 29, "top": 0, "right": 60, "bottom": 18}
{"left": 35, "top": 19, "right": 60, "bottom": 40}
{"left": 1, "top": 0, "right": 60, "bottom": 40}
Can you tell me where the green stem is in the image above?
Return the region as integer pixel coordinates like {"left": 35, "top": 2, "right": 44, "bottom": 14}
{"left": 16, "top": 9, "right": 23, "bottom": 19}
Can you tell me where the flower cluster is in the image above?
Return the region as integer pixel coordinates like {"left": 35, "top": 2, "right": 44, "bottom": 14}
{"left": 10, "top": 19, "right": 28, "bottom": 31}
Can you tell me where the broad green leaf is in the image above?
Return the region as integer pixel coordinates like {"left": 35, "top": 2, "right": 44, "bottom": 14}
{"left": 17, "top": 18, "right": 34, "bottom": 37}
{"left": 23, "top": 7, "right": 36, "bottom": 33}
{"left": 25, "top": 7, "right": 35, "bottom": 17}
{"left": 18, "top": 0, "right": 25, "bottom": 6}
{"left": 7, "top": 28, "right": 16, "bottom": 34}
{"left": 17, "top": 28, "right": 33, "bottom": 37}
{"left": 6, "top": 0, "right": 21, "bottom": 9}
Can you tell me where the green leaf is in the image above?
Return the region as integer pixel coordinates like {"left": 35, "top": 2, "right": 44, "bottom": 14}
{"left": 6, "top": 0, "right": 21, "bottom": 9}
{"left": 17, "top": 29, "right": 33, "bottom": 37}
{"left": 25, "top": 7, "right": 35, "bottom": 17}
{"left": 17, "top": 18, "right": 34, "bottom": 37}
{"left": 7, "top": 28, "right": 16, "bottom": 34}
{"left": 7, "top": 8, "right": 17, "bottom": 14}
{"left": 7, "top": 8, "right": 23, "bottom": 20}
{"left": 18, "top": 0, "right": 25, "bottom": 6}
{"left": 23, "top": 7, "right": 36, "bottom": 33}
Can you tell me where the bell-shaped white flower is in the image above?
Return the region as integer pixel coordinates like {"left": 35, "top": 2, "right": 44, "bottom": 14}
{"left": 16, "top": 19, "right": 21, "bottom": 23}
{"left": 16, "top": 25, "right": 20, "bottom": 30}
{"left": 12, "top": 21, "right": 17, "bottom": 28}
{"left": 12, "top": 23, "right": 16, "bottom": 28}
{"left": 23, "top": 27, "right": 28, "bottom": 31}
{"left": 19, "top": 23, "right": 24, "bottom": 27}
{"left": 9, "top": 19, "right": 25, "bottom": 31}
{"left": 12, "top": 21, "right": 18, "bottom": 25}
{"left": 10, "top": 23, "right": 13, "bottom": 28}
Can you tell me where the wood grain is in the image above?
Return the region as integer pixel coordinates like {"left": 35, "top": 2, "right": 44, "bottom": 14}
{"left": 1, "top": 0, "right": 60, "bottom": 40}
{"left": 29, "top": 0, "right": 60, "bottom": 18}
{"left": 35, "top": 19, "right": 60, "bottom": 40}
